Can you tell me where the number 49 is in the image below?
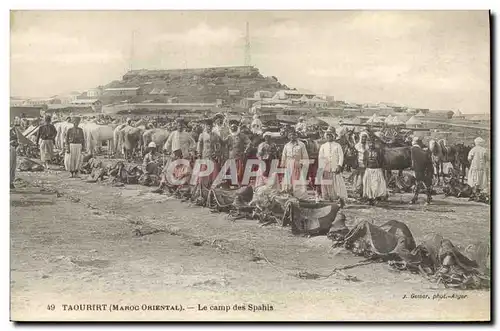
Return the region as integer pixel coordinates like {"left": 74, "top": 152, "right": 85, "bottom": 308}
{"left": 47, "top": 304, "right": 55, "bottom": 311}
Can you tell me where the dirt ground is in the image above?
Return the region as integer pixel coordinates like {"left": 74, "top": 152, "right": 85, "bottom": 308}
{"left": 10, "top": 165, "right": 490, "bottom": 321}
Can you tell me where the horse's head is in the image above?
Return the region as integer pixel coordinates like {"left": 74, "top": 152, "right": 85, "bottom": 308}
{"left": 429, "top": 139, "right": 439, "bottom": 155}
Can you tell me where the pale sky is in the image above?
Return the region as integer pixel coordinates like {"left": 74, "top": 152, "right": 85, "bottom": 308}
{"left": 10, "top": 10, "right": 490, "bottom": 113}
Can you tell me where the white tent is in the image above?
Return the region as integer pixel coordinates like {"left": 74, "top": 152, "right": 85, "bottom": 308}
{"left": 341, "top": 117, "right": 363, "bottom": 132}
{"left": 366, "top": 113, "right": 384, "bottom": 124}
{"left": 384, "top": 115, "right": 394, "bottom": 124}
{"left": 406, "top": 116, "right": 422, "bottom": 127}
{"left": 415, "top": 111, "right": 426, "bottom": 118}
{"left": 365, "top": 114, "right": 376, "bottom": 124}
{"left": 391, "top": 116, "right": 405, "bottom": 125}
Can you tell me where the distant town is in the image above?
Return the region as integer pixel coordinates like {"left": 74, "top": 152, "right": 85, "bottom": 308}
{"left": 11, "top": 65, "right": 490, "bottom": 144}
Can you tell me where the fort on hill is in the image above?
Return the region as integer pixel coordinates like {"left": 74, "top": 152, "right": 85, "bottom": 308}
{"left": 102, "top": 66, "right": 291, "bottom": 106}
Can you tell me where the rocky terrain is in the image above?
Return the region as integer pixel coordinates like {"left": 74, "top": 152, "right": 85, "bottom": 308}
{"left": 101, "top": 66, "right": 291, "bottom": 106}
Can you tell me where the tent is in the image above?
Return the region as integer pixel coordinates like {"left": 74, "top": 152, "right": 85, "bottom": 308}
{"left": 414, "top": 111, "right": 426, "bottom": 118}
{"left": 341, "top": 117, "right": 363, "bottom": 132}
{"left": 306, "top": 117, "right": 327, "bottom": 127}
{"left": 390, "top": 116, "right": 406, "bottom": 126}
{"left": 406, "top": 116, "right": 422, "bottom": 127}
{"left": 365, "top": 114, "right": 376, "bottom": 124}
{"left": 15, "top": 126, "right": 36, "bottom": 146}
{"left": 318, "top": 117, "right": 341, "bottom": 128}
{"left": 384, "top": 115, "right": 394, "bottom": 124}
{"left": 367, "top": 114, "right": 385, "bottom": 124}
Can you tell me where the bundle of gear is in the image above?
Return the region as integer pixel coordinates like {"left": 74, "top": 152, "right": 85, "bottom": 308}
{"left": 326, "top": 215, "right": 490, "bottom": 290}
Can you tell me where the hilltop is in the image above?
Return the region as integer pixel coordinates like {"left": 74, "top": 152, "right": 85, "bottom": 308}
{"left": 100, "top": 66, "right": 292, "bottom": 106}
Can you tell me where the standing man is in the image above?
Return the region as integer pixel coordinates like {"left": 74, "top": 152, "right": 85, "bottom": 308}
{"left": 212, "top": 117, "right": 225, "bottom": 137}
{"left": 318, "top": 128, "right": 348, "bottom": 208}
{"left": 353, "top": 132, "right": 369, "bottom": 199}
{"left": 467, "top": 137, "right": 490, "bottom": 195}
{"left": 256, "top": 132, "right": 278, "bottom": 186}
{"left": 362, "top": 140, "right": 388, "bottom": 205}
{"left": 250, "top": 114, "right": 263, "bottom": 135}
{"left": 65, "top": 117, "right": 85, "bottom": 178}
{"left": 197, "top": 119, "right": 223, "bottom": 187}
{"left": 36, "top": 114, "right": 57, "bottom": 170}
{"left": 164, "top": 118, "right": 196, "bottom": 160}
{"left": 281, "top": 129, "right": 309, "bottom": 198}
{"left": 410, "top": 136, "right": 433, "bottom": 205}
{"left": 10, "top": 123, "right": 19, "bottom": 189}
{"left": 295, "top": 116, "right": 307, "bottom": 135}
{"left": 143, "top": 142, "right": 158, "bottom": 175}
{"left": 225, "top": 123, "right": 252, "bottom": 185}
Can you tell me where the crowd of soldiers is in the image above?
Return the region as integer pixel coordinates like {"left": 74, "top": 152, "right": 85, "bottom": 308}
{"left": 10, "top": 112, "right": 490, "bottom": 207}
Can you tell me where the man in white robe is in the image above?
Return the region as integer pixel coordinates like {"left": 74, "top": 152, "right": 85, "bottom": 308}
{"left": 164, "top": 119, "right": 196, "bottom": 159}
{"left": 353, "top": 131, "right": 369, "bottom": 198}
{"left": 295, "top": 116, "right": 307, "bottom": 135}
{"left": 280, "top": 130, "right": 309, "bottom": 198}
{"left": 318, "top": 128, "right": 347, "bottom": 207}
{"left": 468, "top": 137, "right": 490, "bottom": 193}
{"left": 250, "top": 114, "right": 263, "bottom": 135}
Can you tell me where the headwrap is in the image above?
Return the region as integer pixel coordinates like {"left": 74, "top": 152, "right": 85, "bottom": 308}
{"left": 148, "top": 142, "right": 157, "bottom": 148}
{"left": 412, "top": 136, "right": 420, "bottom": 146}
{"left": 325, "top": 129, "right": 335, "bottom": 137}
{"left": 474, "top": 137, "right": 485, "bottom": 146}
{"left": 359, "top": 132, "right": 369, "bottom": 140}
{"left": 298, "top": 116, "right": 305, "bottom": 121}
{"left": 263, "top": 132, "right": 272, "bottom": 138}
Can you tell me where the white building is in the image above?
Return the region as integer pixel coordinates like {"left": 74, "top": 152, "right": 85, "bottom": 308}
{"left": 87, "top": 88, "right": 102, "bottom": 98}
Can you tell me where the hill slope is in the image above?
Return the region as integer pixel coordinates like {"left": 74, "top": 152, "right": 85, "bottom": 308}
{"left": 102, "top": 66, "right": 291, "bottom": 105}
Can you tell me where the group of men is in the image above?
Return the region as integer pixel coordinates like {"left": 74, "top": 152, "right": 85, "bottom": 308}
{"left": 143, "top": 116, "right": 397, "bottom": 208}
{"left": 10, "top": 114, "right": 87, "bottom": 188}
{"left": 10, "top": 112, "right": 490, "bottom": 207}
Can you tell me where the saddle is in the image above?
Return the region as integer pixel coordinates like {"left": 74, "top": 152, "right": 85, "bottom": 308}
{"left": 284, "top": 201, "right": 339, "bottom": 236}
{"left": 343, "top": 220, "right": 416, "bottom": 258}
{"left": 17, "top": 157, "right": 44, "bottom": 172}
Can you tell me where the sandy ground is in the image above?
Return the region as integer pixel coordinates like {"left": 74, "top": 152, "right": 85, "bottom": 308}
{"left": 10, "top": 166, "right": 490, "bottom": 321}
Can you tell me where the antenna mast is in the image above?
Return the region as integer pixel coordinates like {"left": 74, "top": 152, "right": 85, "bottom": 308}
{"left": 244, "top": 22, "right": 251, "bottom": 66}
{"left": 129, "top": 30, "right": 136, "bottom": 72}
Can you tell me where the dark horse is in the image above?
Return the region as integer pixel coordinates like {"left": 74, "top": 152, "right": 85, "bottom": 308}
{"left": 367, "top": 130, "right": 412, "bottom": 180}
{"left": 428, "top": 139, "right": 459, "bottom": 185}
{"left": 455, "top": 143, "right": 472, "bottom": 183}
{"left": 337, "top": 130, "right": 358, "bottom": 172}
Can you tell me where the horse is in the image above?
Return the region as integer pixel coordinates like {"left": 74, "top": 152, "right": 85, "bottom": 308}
{"left": 455, "top": 143, "right": 472, "bottom": 183}
{"left": 366, "top": 130, "right": 412, "bottom": 180}
{"left": 429, "top": 139, "right": 458, "bottom": 185}
{"left": 337, "top": 130, "right": 358, "bottom": 172}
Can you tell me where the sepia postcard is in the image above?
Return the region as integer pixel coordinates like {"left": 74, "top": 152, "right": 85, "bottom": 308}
{"left": 9, "top": 10, "right": 491, "bottom": 322}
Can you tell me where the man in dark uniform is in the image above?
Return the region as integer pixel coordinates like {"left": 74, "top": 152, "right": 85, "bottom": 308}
{"left": 410, "top": 136, "right": 433, "bottom": 205}
{"left": 10, "top": 124, "right": 19, "bottom": 189}
{"left": 36, "top": 115, "right": 57, "bottom": 170}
